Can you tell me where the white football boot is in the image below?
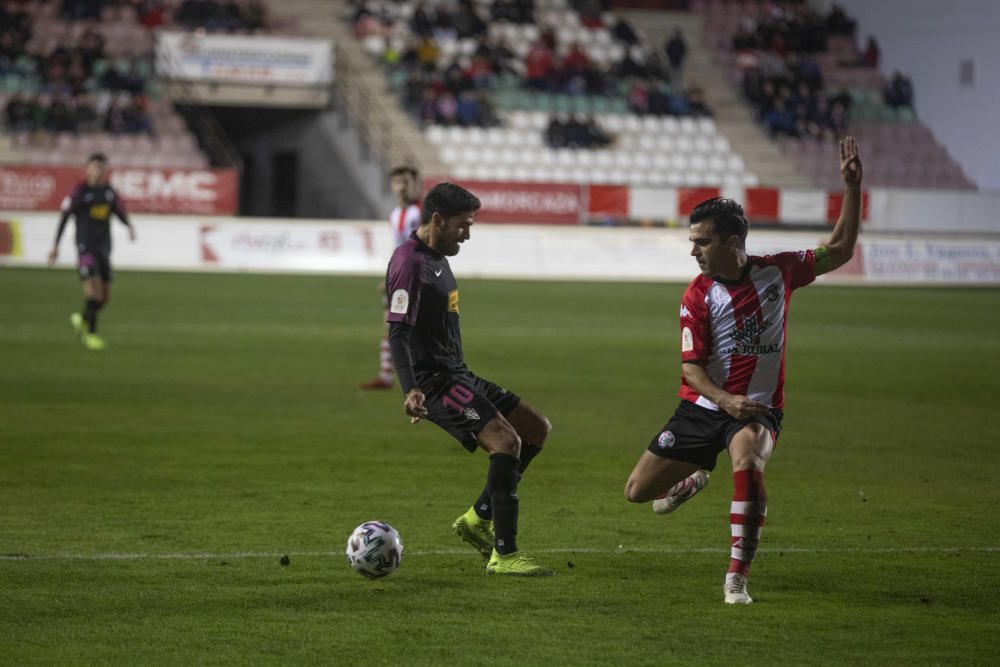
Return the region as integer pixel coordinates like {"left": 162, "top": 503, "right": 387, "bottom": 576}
{"left": 724, "top": 572, "right": 753, "bottom": 605}
{"left": 652, "top": 470, "right": 710, "bottom": 515}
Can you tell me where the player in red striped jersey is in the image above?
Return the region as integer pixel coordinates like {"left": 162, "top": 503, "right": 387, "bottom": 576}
{"left": 361, "top": 166, "right": 422, "bottom": 390}
{"left": 624, "top": 137, "right": 863, "bottom": 604}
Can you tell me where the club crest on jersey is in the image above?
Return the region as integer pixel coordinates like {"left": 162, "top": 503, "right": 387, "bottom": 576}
{"left": 764, "top": 284, "right": 781, "bottom": 302}
{"left": 464, "top": 408, "right": 480, "bottom": 421}
{"left": 657, "top": 431, "right": 676, "bottom": 449}
{"left": 448, "top": 289, "right": 459, "bottom": 313}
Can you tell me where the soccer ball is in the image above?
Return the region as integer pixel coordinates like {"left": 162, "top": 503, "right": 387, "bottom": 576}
{"left": 345, "top": 521, "right": 404, "bottom": 579}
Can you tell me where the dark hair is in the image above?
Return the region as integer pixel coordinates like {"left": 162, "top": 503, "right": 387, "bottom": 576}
{"left": 689, "top": 197, "right": 748, "bottom": 243}
{"left": 87, "top": 152, "right": 108, "bottom": 164}
{"left": 421, "top": 182, "right": 481, "bottom": 225}
{"left": 390, "top": 165, "right": 418, "bottom": 179}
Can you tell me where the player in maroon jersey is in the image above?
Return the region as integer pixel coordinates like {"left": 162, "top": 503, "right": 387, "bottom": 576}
{"left": 624, "top": 137, "right": 863, "bottom": 604}
{"left": 47, "top": 153, "right": 136, "bottom": 351}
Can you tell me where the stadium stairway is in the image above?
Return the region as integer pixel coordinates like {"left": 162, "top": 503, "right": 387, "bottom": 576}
{"left": 265, "top": 0, "right": 447, "bottom": 179}
{"left": 623, "top": 9, "right": 811, "bottom": 189}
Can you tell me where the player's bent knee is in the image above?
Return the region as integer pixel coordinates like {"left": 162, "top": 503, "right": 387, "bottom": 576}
{"left": 624, "top": 477, "right": 648, "bottom": 503}
{"left": 480, "top": 417, "right": 522, "bottom": 458}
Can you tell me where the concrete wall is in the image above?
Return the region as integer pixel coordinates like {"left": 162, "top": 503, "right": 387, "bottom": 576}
{"left": 826, "top": 0, "right": 1000, "bottom": 190}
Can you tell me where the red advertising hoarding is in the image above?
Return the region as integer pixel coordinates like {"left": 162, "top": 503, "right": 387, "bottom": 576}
{"left": 0, "top": 165, "right": 238, "bottom": 215}
{"left": 424, "top": 179, "right": 584, "bottom": 225}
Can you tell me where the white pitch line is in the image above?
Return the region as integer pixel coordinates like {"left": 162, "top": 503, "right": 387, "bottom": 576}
{"left": 1, "top": 546, "right": 997, "bottom": 562}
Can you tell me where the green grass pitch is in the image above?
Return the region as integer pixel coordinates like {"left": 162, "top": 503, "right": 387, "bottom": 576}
{"left": 1, "top": 267, "right": 998, "bottom": 664}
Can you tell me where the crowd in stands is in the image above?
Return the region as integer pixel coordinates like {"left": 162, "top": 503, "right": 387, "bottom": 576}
{"left": 544, "top": 114, "right": 611, "bottom": 149}
{"left": 6, "top": 91, "right": 153, "bottom": 137}
{"left": 174, "top": 0, "right": 268, "bottom": 33}
{"left": 731, "top": 2, "right": 913, "bottom": 140}
{"left": 54, "top": 0, "right": 266, "bottom": 32}
{"left": 351, "top": 0, "right": 711, "bottom": 129}
{"left": 1, "top": 1, "right": 157, "bottom": 140}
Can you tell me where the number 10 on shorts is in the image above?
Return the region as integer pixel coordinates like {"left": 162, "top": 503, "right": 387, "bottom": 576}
{"left": 442, "top": 384, "right": 474, "bottom": 413}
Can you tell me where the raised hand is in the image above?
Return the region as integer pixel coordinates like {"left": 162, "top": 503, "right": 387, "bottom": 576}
{"left": 840, "top": 135, "right": 863, "bottom": 186}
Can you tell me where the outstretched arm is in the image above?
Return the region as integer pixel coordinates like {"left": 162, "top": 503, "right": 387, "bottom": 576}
{"left": 818, "top": 136, "right": 863, "bottom": 274}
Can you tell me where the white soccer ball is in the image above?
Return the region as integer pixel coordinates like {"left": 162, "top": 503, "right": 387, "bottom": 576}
{"left": 345, "top": 521, "right": 404, "bottom": 579}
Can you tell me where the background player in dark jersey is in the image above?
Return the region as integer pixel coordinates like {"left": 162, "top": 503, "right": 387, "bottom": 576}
{"left": 624, "top": 137, "right": 863, "bottom": 604}
{"left": 47, "top": 153, "right": 136, "bottom": 351}
{"left": 385, "top": 182, "right": 554, "bottom": 576}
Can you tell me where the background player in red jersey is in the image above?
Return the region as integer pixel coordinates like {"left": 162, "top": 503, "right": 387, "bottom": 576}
{"left": 361, "top": 165, "right": 422, "bottom": 390}
{"left": 624, "top": 137, "right": 863, "bottom": 604}
{"left": 47, "top": 153, "right": 136, "bottom": 351}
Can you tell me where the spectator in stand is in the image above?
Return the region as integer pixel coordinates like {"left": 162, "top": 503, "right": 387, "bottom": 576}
{"left": 547, "top": 114, "right": 611, "bottom": 149}
{"left": 47, "top": 95, "right": 77, "bottom": 133}
{"left": 545, "top": 114, "right": 570, "bottom": 148}
{"left": 411, "top": 1, "right": 433, "bottom": 36}
{"left": 884, "top": 71, "right": 914, "bottom": 108}
{"left": 78, "top": 27, "right": 105, "bottom": 69}
{"left": 139, "top": 0, "right": 167, "bottom": 29}
{"left": 762, "top": 99, "right": 797, "bottom": 138}
{"left": 687, "top": 86, "right": 712, "bottom": 117}
{"left": 524, "top": 36, "right": 555, "bottom": 91}
{"left": 436, "top": 91, "right": 458, "bottom": 125}
{"left": 862, "top": 37, "right": 879, "bottom": 68}
{"left": 826, "top": 3, "right": 856, "bottom": 36}
{"left": 5, "top": 93, "right": 36, "bottom": 133}
{"left": 75, "top": 92, "right": 100, "bottom": 132}
{"left": 103, "top": 95, "right": 128, "bottom": 133}
{"left": 61, "top": 0, "right": 102, "bottom": 22}
{"left": 416, "top": 36, "right": 440, "bottom": 71}
{"left": 455, "top": 90, "right": 480, "bottom": 126}
{"left": 492, "top": 0, "right": 534, "bottom": 24}
{"left": 453, "top": 0, "right": 486, "bottom": 39}
{"left": 611, "top": 17, "right": 639, "bottom": 46}
{"left": 665, "top": 29, "right": 687, "bottom": 76}
{"left": 572, "top": 0, "right": 603, "bottom": 28}
{"left": 176, "top": 0, "right": 267, "bottom": 33}
{"left": 418, "top": 87, "right": 438, "bottom": 125}
{"left": 125, "top": 95, "right": 154, "bottom": 135}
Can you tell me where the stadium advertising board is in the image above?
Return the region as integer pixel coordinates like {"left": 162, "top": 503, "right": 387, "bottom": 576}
{"left": 424, "top": 180, "right": 584, "bottom": 225}
{"left": 4, "top": 213, "right": 998, "bottom": 285}
{"left": 199, "top": 223, "right": 383, "bottom": 272}
{"left": 0, "top": 166, "right": 238, "bottom": 215}
{"left": 156, "top": 32, "right": 333, "bottom": 85}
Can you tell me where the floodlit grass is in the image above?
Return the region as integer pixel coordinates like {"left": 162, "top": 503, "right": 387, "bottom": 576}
{"left": 1, "top": 267, "right": 998, "bottom": 664}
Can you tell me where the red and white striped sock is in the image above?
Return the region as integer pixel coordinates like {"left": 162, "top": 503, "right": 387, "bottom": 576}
{"left": 728, "top": 469, "right": 767, "bottom": 576}
{"left": 378, "top": 337, "right": 394, "bottom": 384}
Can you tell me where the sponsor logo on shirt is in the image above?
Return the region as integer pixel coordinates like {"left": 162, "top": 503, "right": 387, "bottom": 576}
{"left": 390, "top": 289, "right": 409, "bottom": 314}
{"left": 680, "top": 305, "right": 692, "bottom": 318}
{"left": 764, "top": 284, "right": 780, "bottom": 302}
{"left": 89, "top": 204, "right": 111, "bottom": 220}
{"left": 724, "top": 313, "right": 782, "bottom": 355}
{"left": 464, "top": 408, "right": 480, "bottom": 421}
{"left": 448, "top": 289, "right": 459, "bottom": 314}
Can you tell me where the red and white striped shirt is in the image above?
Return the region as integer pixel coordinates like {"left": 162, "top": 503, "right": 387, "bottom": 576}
{"left": 678, "top": 251, "right": 817, "bottom": 410}
{"left": 390, "top": 203, "right": 422, "bottom": 248}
